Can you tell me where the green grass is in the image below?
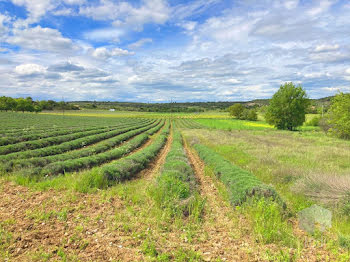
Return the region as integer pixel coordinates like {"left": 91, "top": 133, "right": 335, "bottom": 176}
{"left": 193, "top": 143, "right": 281, "bottom": 206}
{"left": 195, "top": 118, "right": 274, "bottom": 131}
{"left": 242, "top": 197, "right": 295, "bottom": 246}
{"left": 150, "top": 127, "right": 204, "bottom": 220}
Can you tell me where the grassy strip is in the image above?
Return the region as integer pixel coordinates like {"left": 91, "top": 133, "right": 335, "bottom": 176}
{"left": 32, "top": 120, "right": 166, "bottom": 176}
{"left": 0, "top": 119, "right": 148, "bottom": 146}
{"left": 100, "top": 121, "right": 170, "bottom": 182}
{"left": 193, "top": 143, "right": 282, "bottom": 206}
{"left": 0, "top": 120, "right": 155, "bottom": 162}
{"left": 3, "top": 120, "right": 160, "bottom": 172}
{"left": 151, "top": 128, "right": 203, "bottom": 218}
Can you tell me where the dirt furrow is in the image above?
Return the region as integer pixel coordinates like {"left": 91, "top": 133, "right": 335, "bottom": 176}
{"left": 137, "top": 124, "right": 173, "bottom": 180}
{"left": 184, "top": 140, "right": 261, "bottom": 261}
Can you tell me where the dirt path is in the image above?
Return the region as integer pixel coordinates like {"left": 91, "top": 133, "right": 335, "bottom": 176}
{"left": 138, "top": 124, "right": 173, "bottom": 180}
{"left": 183, "top": 140, "right": 261, "bottom": 261}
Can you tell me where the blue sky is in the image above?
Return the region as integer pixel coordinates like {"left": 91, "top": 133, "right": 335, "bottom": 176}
{"left": 0, "top": 0, "right": 349, "bottom": 102}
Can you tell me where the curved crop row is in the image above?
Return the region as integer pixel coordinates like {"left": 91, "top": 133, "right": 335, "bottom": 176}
{"left": 176, "top": 119, "right": 203, "bottom": 129}
{"left": 152, "top": 128, "right": 201, "bottom": 217}
{"left": 0, "top": 125, "right": 126, "bottom": 155}
{"left": 193, "top": 143, "right": 282, "bottom": 206}
{"left": 0, "top": 119, "right": 148, "bottom": 146}
{"left": 29, "top": 120, "right": 166, "bottom": 176}
{"left": 0, "top": 120, "right": 157, "bottom": 162}
{"left": 0, "top": 114, "right": 137, "bottom": 136}
{"left": 101, "top": 121, "right": 170, "bottom": 182}
{"left": 6, "top": 120, "right": 161, "bottom": 172}
{"left": 0, "top": 124, "right": 108, "bottom": 137}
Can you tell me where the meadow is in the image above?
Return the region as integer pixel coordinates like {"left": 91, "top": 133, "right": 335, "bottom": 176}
{"left": 0, "top": 111, "right": 349, "bottom": 261}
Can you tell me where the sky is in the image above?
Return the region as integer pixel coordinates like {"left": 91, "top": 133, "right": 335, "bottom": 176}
{"left": 0, "top": 0, "right": 349, "bottom": 102}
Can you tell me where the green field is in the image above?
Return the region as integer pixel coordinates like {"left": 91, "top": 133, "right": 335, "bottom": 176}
{"left": 1, "top": 111, "right": 349, "bottom": 261}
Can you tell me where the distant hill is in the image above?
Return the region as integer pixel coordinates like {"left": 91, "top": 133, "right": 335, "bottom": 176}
{"left": 68, "top": 96, "right": 334, "bottom": 113}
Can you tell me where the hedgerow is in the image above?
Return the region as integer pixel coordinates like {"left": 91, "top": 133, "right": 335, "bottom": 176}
{"left": 33, "top": 120, "right": 165, "bottom": 176}
{"left": 151, "top": 128, "right": 203, "bottom": 218}
{"left": 101, "top": 121, "right": 170, "bottom": 182}
{"left": 193, "top": 143, "right": 282, "bottom": 206}
{"left": 4, "top": 120, "right": 160, "bottom": 172}
{"left": 0, "top": 120, "right": 156, "bottom": 162}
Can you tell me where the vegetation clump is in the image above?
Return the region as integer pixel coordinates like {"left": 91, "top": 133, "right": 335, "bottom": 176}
{"left": 265, "top": 82, "right": 309, "bottom": 130}
{"left": 326, "top": 92, "right": 350, "bottom": 139}
{"left": 193, "top": 143, "right": 282, "bottom": 206}
{"left": 151, "top": 128, "right": 203, "bottom": 218}
{"left": 228, "top": 103, "right": 258, "bottom": 121}
{"left": 101, "top": 122, "right": 170, "bottom": 182}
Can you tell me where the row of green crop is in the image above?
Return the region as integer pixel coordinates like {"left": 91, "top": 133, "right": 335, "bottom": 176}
{"left": 0, "top": 118, "right": 147, "bottom": 145}
{"left": 3, "top": 120, "right": 162, "bottom": 173}
{"left": 0, "top": 120, "right": 157, "bottom": 162}
{"left": 0, "top": 117, "right": 142, "bottom": 137}
{"left": 100, "top": 121, "right": 170, "bottom": 183}
{"left": 0, "top": 122, "right": 117, "bottom": 137}
{"left": 26, "top": 120, "right": 166, "bottom": 177}
{"left": 193, "top": 143, "right": 282, "bottom": 206}
{"left": 0, "top": 120, "right": 147, "bottom": 147}
{"left": 176, "top": 119, "right": 203, "bottom": 129}
{"left": 0, "top": 113, "right": 137, "bottom": 134}
{"left": 152, "top": 128, "right": 202, "bottom": 217}
{"left": 0, "top": 126, "right": 123, "bottom": 155}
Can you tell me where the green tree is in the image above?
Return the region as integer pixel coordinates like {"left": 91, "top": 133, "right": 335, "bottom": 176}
{"left": 247, "top": 109, "right": 258, "bottom": 121}
{"left": 0, "top": 96, "right": 17, "bottom": 111}
{"left": 15, "top": 98, "right": 34, "bottom": 112}
{"left": 265, "top": 82, "right": 309, "bottom": 130}
{"left": 228, "top": 103, "right": 244, "bottom": 119}
{"left": 327, "top": 93, "right": 350, "bottom": 139}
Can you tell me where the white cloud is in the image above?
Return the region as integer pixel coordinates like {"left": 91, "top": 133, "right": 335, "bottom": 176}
{"left": 91, "top": 47, "right": 134, "bottom": 59}
{"left": 52, "top": 8, "right": 75, "bottom": 16}
{"left": 307, "top": 0, "right": 334, "bottom": 17}
{"left": 83, "top": 28, "right": 124, "bottom": 42}
{"left": 128, "top": 38, "right": 152, "bottom": 49}
{"left": 224, "top": 78, "right": 241, "bottom": 84}
{"left": 284, "top": 0, "right": 299, "bottom": 10}
{"left": 178, "top": 21, "right": 197, "bottom": 31}
{"left": 80, "top": 0, "right": 170, "bottom": 30}
{"left": 63, "top": 0, "right": 85, "bottom": 5}
{"left": 345, "top": 68, "right": 350, "bottom": 75}
{"left": 0, "top": 14, "right": 10, "bottom": 34}
{"left": 314, "top": 44, "right": 339, "bottom": 52}
{"left": 11, "top": 0, "right": 56, "bottom": 24}
{"left": 303, "top": 72, "right": 331, "bottom": 79}
{"left": 8, "top": 26, "right": 75, "bottom": 53}
{"left": 14, "top": 63, "right": 46, "bottom": 75}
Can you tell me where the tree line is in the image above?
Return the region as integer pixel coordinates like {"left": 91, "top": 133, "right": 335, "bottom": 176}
{"left": 0, "top": 96, "right": 79, "bottom": 113}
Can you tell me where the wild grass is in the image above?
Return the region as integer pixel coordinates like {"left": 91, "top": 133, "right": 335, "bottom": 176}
{"left": 242, "top": 197, "right": 295, "bottom": 246}
{"left": 195, "top": 118, "right": 274, "bottom": 131}
{"left": 192, "top": 143, "right": 281, "bottom": 206}
{"left": 183, "top": 126, "right": 350, "bottom": 254}
{"left": 150, "top": 128, "right": 204, "bottom": 220}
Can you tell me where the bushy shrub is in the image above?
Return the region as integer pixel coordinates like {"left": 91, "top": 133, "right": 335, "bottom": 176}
{"left": 228, "top": 103, "right": 244, "bottom": 118}
{"left": 327, "top": 93, "right": 350, "bottom": 139}
{"left": 305, "top": 116, "right": 320, "bottom": 127}
{"left": 228, "top": 104, "right": 258, "bottom": 121}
